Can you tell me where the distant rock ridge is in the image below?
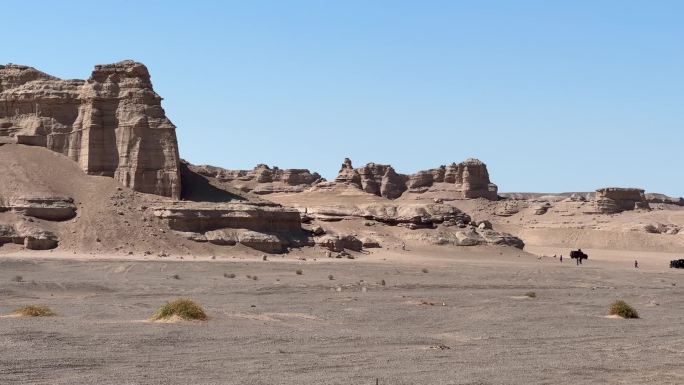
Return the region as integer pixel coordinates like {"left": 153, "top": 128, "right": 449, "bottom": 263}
{"left": 0, "top": 60, "right": 181, "bottom": 199}
{"left": 189, "top": 163, "right": 325, "bottom": 194}
{"left": 334, "top": 158, "right": 498, "bottom": 200}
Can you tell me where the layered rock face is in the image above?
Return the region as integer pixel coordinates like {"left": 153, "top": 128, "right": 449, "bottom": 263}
{"left": 333, "top": 158, "right": 498, "bottom": 200}
{"left": 0, "top": 61, "right": 181, "bottom": 199}
{"left": 595, "top": 188, "right": 650, "bottom": 213}
{"left": 406, "top": 158, "right": 498, "bottom": 200}
{"left": 190, "top": 163, "right": 324, "bottom": 194}
{"left": 153, "top": 201, "right": 306, "bottom": 253}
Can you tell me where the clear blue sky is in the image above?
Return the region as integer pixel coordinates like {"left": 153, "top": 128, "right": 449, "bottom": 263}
{"left": 5, "top": 1, "right": 683, "bottom": 195}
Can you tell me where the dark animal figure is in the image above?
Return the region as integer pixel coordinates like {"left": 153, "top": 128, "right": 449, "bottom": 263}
{"left": 670, "top": 259, "right": 684, "bottom": 269}
{"left": 570, "top": 249, "right": 588, "bottom": 265}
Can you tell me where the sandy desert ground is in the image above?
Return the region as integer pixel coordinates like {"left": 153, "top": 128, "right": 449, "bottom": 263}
{"left": 1, "top": 245, "right": 683, "bottom": 385}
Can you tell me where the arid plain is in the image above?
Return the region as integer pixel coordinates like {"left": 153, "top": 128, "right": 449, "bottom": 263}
{"left": 1, "top": 61, "right": 683, "bottom": 384}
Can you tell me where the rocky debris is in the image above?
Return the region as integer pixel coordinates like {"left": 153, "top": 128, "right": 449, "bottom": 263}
{"left": 594, "top": 188, "right": 650, "bottom": 214}
{"left": 0, "top": 223, "right": 59, "bottom": 250}
{"left": 532, "top": 202, "right": 551, "bottom": 215}
{"left": 333, "top": 158, "right": 497, "bottom": 200}
{"left": 360, "top": 237, "right": 381, "bottom": 248}
{"left": 316, "top": 234, "right": 363, "bottom": 252}
{"left": 0, "top": 61, "right": 181, "bottom": 199}
{"left": 633, "top": 223, "right": 680, "bottom": 235}
{"left": 189, "top": 163, "right": 324, "bottom": 195}
{"left": 495, "top": 202, "right": 521, "bottom": 217}
{"left": 2, "top": 196, "right": 76, "bottom": 220}
{"left": 426, "top": 228, "right": 524, "bottom": 249}
{"left": 311, "top": 225, "right": 325, "bottom": 236}
{"left": 475, "top": 220, "right": 493, "bottom": 230}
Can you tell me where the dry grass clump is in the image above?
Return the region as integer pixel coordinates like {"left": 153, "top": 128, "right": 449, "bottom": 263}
{"left": 224, "top": 273, "right": 236, "bottom": 278}
{"left": 151, "top": 299, "right": 208, "bottom": 321}
{"left": 609, "top": 300, "right": 639, "bottom": 319}
{"left": 11, "top": 305, "right": 56, "bottom": 317}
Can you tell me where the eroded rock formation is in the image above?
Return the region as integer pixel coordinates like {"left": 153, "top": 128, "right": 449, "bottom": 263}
{"left": 0, "top": 61, "right": 181, "bottom": 199}
{"left": 333, "top": 158, "right": 498, "bottom": 200}
{"left": 189, "top": 163, "right": 323, "bottom": 194}
{"left": 595, "top": 188, "right": 650, "bottom": 214}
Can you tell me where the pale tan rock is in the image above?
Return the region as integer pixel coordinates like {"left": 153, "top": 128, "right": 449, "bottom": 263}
{"left": 595, "top": 188, "right": 650, "bottom": 214}
{"left": 0, "top": 61, "right": 181, "bottom": 199}
{"left": 5, "top": 196, "right": 76, "bottom": 221}
{"left": 188, "top": 163, "right": 323, "bottom": 195}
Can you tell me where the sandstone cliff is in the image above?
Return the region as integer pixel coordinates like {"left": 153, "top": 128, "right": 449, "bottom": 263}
{"left": 0, "top": 61, "right": 181, "bottom": 199}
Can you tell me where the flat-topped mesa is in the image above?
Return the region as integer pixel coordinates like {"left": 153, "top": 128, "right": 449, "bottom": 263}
{"left": 190, "top": 163, "right": 324, "bottom": 194}
{"left": 0, "top": 60, "right": 181, "bottom": 199}
{"left": 595, "top": 187, "right": 650, "bottom": 213}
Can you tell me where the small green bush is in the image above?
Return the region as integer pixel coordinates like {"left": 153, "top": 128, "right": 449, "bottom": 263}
{"left": 11, "top": 305, "right": 56, "bottom": 317}
{"left": 151, "top": 299, "right": 208, "bottom": 321}
{"left": 609, "top": 300, "right": 639, "bottom": 319}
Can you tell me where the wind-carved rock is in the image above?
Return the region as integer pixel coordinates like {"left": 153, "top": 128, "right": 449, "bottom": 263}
{"left": 334, "top": 157, "right": 498, "bottom": 200}
{"left": 190, "top": 163, "right": 324, "bottom": 194}
{"left": 594, "top": 188, "right": 650, "bottom": 214}
{"left": 0, "top": 61, "right": 181, "bottom": 199}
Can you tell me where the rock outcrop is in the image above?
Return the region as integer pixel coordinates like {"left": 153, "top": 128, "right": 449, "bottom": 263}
{"left": 406, "top": 158, "right": 498, "bottom": 200}
{"left": 189, "top": 163, "right": 323, "bottom": 195}
{"left": 153, "top": 201, "right": 306, "bottom": 253}
{"left": 305, "top": 203, "right": 471, "bottom": 228}
{"left": 1, "top": 196, "right": 76, "bottom": 221}
{"left": 333, "top": 159, "right": 408, "bottom": 199}
{"left": 333, "top": 158, "right": 497, "bottom": 200}
{"left": 594, "top": 188, "right": 650, "bottom": 214}
{"left": 0, "top": 61, "right": 181, "bottom": 199}
{"left": 0, "top": 223, "right": 59, "bottom": 250}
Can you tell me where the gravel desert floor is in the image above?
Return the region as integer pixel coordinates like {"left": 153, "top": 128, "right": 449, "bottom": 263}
{"left": 1, "top": 246, "right": 683, "bottom": 385}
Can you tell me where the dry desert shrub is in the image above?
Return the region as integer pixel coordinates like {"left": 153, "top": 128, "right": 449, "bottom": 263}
{"left": 296, "top": 269, "right": 303, "bottom": 275}
{"left": 151, "top": 299, "right": 208, "bottom": 321}
{"left": 524, "top": 291, "right": 536, "bottom": 298}
{"left": 609, "top": 300, "right": 639, "bottom": 319}
{"left": 11, "top": 305, "right": 56, "bottom": 317}
{"left": 421, "top": 268, "right": 429, "bottom": 274}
